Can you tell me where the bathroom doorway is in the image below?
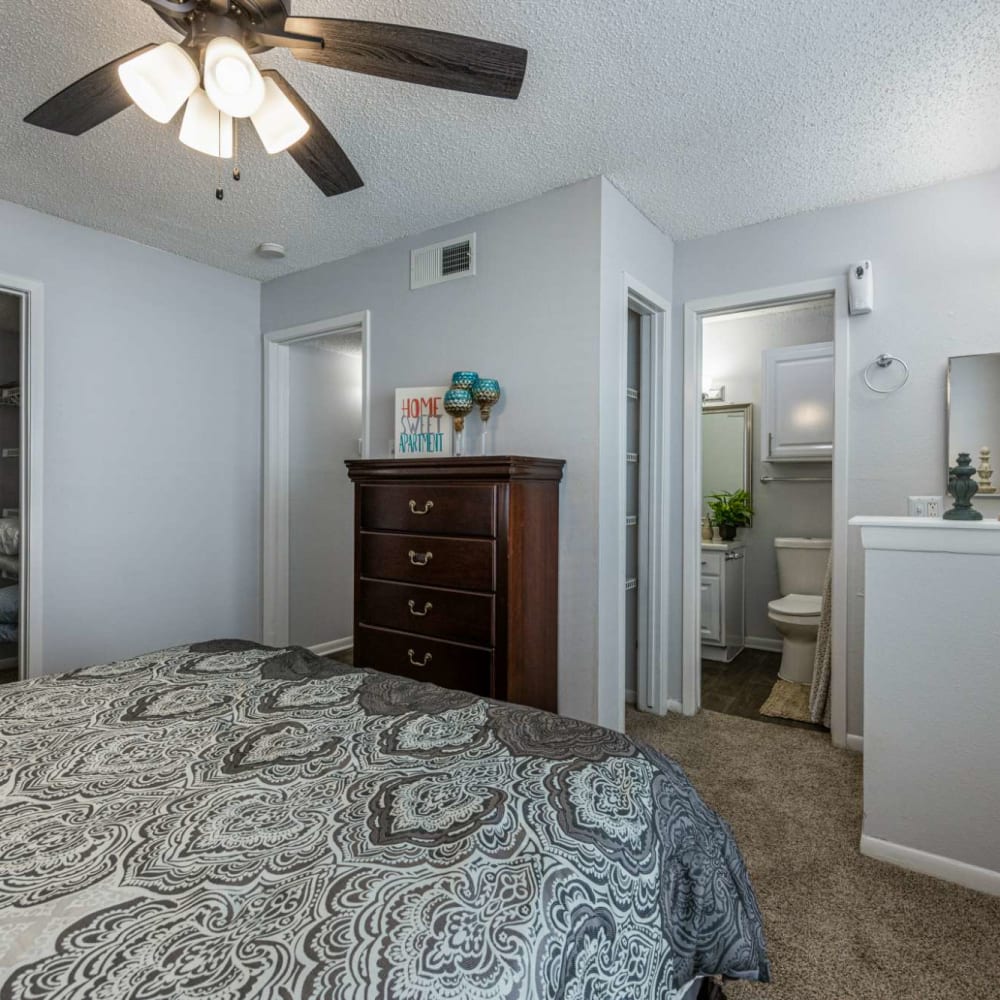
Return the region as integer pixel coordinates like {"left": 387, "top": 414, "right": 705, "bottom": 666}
{"left": 682, "top": 278, "right": 850, "bottom": 747}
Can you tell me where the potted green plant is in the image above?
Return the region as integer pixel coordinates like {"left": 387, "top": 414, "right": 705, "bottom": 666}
{"left": 707, "top": 489, "right": 753, "bottom": 541}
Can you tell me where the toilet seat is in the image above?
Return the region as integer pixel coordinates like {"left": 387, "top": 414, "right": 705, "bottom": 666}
{"left": 768, "top": 594, "right": 822, "bottom": 618}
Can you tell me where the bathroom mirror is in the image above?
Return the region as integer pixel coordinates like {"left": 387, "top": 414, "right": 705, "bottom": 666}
{"left": 703, "top": 403, "right": 753, "bottom": 508}
{"left": 947, "top": 353, "right": 1000, "bottom": 502}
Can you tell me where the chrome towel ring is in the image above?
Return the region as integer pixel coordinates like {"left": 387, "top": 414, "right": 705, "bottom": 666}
{"left": 864, "top": 353, "right": 909, "bottom": 394}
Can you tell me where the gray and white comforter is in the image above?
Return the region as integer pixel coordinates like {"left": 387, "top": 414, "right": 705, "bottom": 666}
{"left": 0, "top": 640, "right": 770, "bottom": 998}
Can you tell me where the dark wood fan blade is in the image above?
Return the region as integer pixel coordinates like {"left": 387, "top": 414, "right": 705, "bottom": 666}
{"left": 284, "top": 18, "right": 527, "bottom": 99}
{"left": 24, "top": 45, "right": 157, "bottom": 135}
{"left": 260, "top": 70, "right": 364, "bottom": 197}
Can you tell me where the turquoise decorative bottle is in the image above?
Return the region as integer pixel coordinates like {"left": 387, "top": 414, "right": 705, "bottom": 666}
{"left": 443, "top": 388, "right": 473, "bottom": 457}
{"left": 472, "top": 378, "right": 502, "bottom": 455}
{"left": 943, "top": 452, "right": 983, "bottom": 521}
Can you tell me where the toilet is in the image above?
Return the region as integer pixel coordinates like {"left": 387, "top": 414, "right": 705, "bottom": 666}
{"left": 767, "top": 537, "right": 831, "bottom": 684}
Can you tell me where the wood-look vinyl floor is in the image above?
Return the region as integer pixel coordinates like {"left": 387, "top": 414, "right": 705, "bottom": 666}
{"left": 702, "top": 648, "right": 827, "bottom": 733}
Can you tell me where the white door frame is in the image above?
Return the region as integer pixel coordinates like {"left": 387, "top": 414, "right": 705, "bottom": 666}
{"left": 0, "top": 272, "right": 44, "bottom": 681}
{"left": 601, "top": 275, "right": 671, "bottom": 730}
{"left": 682, "top": 277, "right": 849, "bottom": 748}
{"left": 261, "top": 311, "right": 371, "bottom": 648}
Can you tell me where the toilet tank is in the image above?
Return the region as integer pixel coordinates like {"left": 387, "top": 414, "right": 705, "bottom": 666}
{"left": 774, "top": 537, "right": 831, "bottom": 596}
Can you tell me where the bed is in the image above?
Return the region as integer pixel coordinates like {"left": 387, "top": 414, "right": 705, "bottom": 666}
{"left": 0, "top": 640, "right": 769, "bottom": 997}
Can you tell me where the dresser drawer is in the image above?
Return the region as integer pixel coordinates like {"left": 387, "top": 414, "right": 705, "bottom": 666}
{"left": 356, "top": 625, "right": 493, "bottom": 697}
{"left": 360, "top": 532, "right": 495, "bottom": 592}
{"left": 359, "top": 579, "right": 494, "bottom": 647}
{"left": 361, "top": 484, "right": 496, "bottom": 537}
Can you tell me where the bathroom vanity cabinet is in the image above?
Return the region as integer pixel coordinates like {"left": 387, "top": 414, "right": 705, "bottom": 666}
{"left": 701, "top": 541, "right": 745, "bottom": 662}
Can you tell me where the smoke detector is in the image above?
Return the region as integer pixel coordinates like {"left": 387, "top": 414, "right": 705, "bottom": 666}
{"left": 256, "top": 242, "right": 287, "bottom": 260}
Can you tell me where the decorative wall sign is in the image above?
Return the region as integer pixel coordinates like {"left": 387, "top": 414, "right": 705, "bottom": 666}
{"left": 394, "top": 387, "right": 452, "bottom": 458}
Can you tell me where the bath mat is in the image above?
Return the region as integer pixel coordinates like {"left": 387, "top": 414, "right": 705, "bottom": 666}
{"left": 759, "top": 678, "right": 812, "bottom": 723}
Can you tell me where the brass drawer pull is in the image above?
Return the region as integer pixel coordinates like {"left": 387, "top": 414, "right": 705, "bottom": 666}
{"left": 409, "top": 499, "right": 434, "bottom": 515}
{"left": 408, "top": 600, "right": 433, "bottom": 617}
{"left": 408, "top": 550, "right": 433, "bottom": 566}
{"left": 407, "top": 649, "right": 432, "bottom": 668}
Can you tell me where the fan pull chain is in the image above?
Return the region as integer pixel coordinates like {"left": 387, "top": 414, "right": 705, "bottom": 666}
{"left": 216, "top": 109, "right": 225, "bottom": 201}
{"left": 233, "top": 119, "right": 241, "bottom": 183}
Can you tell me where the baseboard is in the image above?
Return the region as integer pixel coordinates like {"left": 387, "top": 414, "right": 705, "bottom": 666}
{"left": 625, "top": 693, "right": 683, "bottom": 714}
{"left": 744, "top": 636, "right": 783, "bottom": 653}
{"left": 845, "top": 732, "right": 864, "bottom": 753}
{"left": 309, "top": 636, "right": 353, "bottom": 657}
{"left": 860, "top": 834, "right": 1000, "bottom": 897}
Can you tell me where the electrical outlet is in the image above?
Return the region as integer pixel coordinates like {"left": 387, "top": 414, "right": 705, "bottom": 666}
{"left": 908, "top": 495, "right": 944, "bottom": 518}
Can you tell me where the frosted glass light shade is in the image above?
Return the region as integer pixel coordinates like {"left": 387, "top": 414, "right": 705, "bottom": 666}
{"left": 119, "top": 43, "right": 199, "bottom": 124}
{"left": 179, "top": 89, "right": 234, "bottom": 159}
{"left": 251, "top": 78, "right": 310, "bottom": 154}
{"left": 203, "top": 37, "right": 266, "bottom": 119}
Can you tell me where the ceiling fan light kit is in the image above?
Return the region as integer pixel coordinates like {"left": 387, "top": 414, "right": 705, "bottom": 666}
{"left": 25, "top": 0, "right": 529, "bottom": 197}
{"left": 179, "top": 88, "right": 234, "bottom": 159}
{"left": 202, "top": 36, "right": 266, "bottom": 119}
{"left": 117, "top": 41, "right": 199, "bottom": 124}
{"left": 252, "top": 77, "right": 309, "bottom": 155}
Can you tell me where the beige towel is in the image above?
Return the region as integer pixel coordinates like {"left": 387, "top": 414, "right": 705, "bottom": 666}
{"left": 809, "top": 551, "right": 833, "bottom": 727}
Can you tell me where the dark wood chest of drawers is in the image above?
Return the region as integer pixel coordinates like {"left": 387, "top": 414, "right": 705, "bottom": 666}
{"left": 346, "top": 456, "right": 565, "bottom": 711}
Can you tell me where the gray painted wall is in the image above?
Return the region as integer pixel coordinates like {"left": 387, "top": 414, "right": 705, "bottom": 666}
{"left": 0, "top": 199, "right": 262, "bottom": 675}
{"left": 674, "top": 168, "right": 1000, "bottom": 738}
{"left": 288, "top": 337, "right": 361, "bottom": 648}
{"left": 702, "top": 300, "right": 833, "bottom": 641}
{"left": 597, "top": 180, "right": 674, "bottom": 727}
{"left": 262, "top": 179, "right": 606, "bottom": 723}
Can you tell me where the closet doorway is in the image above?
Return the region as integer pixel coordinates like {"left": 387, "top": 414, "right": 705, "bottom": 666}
{"left": 262, "top": 311, "right": 371, "bottom": 654}
{"left": 614, "top": 278, "right": 671, "bottom": 728}
{"left": 0, "top": 274, "right": 42, "bottom": 684}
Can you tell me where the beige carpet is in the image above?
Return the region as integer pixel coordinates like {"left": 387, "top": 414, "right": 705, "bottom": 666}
{"left": 627, "top": 707, "right": 1000, "bottom": 999}
{"left": 758, "top": 679, "right": 812, "bottom": 723}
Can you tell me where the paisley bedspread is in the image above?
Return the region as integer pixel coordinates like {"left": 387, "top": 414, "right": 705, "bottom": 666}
{"left": 0, "top": 640, "right": 769, "bottom": 998}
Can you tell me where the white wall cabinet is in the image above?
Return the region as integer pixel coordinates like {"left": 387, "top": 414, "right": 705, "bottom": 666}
{"left": 701, "top": 543, "right": 745, "bottom": 662}
{"left": 761, "top": 341, "right": 834, "bottom": 462}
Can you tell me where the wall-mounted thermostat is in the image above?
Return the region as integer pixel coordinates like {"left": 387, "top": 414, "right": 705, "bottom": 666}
{"left": 848, "top": 260, "right": 873, "bottom": 315}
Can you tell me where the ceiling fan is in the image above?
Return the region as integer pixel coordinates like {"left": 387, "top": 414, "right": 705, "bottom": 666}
{"left": 24, "top": 0, "right": 528, "bottom": 197}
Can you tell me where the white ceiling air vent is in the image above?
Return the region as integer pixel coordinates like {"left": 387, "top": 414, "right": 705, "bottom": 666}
{"left": 410, "top": 233, "right": 476, "bottom": 290}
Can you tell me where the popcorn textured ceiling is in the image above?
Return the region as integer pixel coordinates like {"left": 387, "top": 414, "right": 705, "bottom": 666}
{"left": 2, "top": 1, "right": 999, "bottom": 280}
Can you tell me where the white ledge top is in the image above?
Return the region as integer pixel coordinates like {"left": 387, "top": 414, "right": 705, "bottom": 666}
{"left": 850, "top": 515, "right": 1000, "bottom": 555}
